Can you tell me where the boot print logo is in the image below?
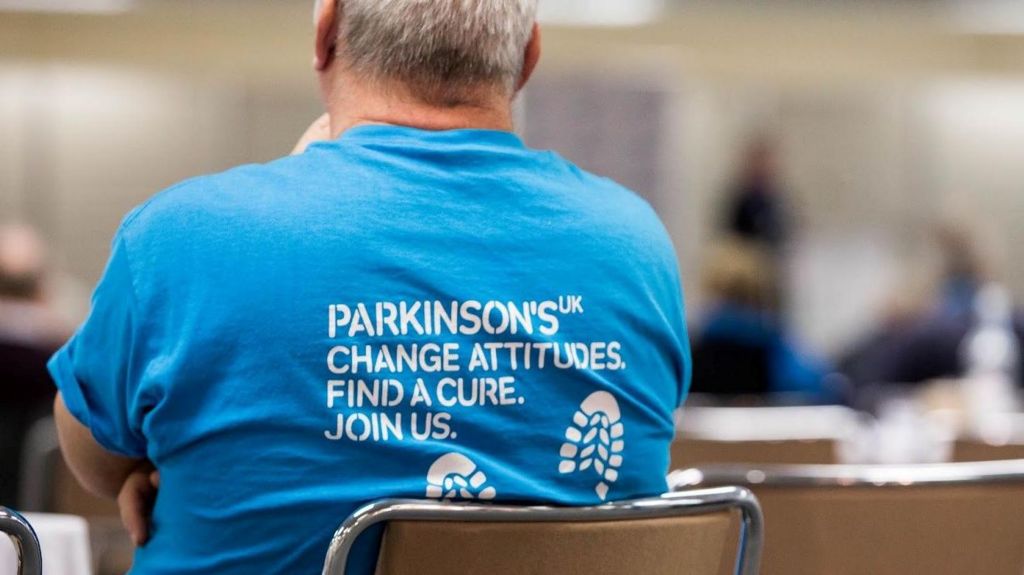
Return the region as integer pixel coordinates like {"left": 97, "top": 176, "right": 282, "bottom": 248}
{"left": 425, "top": 453, "right": 497, "bottom": 501}
{"left": 558, "top": 391, "right": 624, "bottom": 501}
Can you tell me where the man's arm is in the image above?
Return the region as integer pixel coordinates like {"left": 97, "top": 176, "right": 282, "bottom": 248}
{"left": 54, "top": 393, "right": 142, "bottom": 499}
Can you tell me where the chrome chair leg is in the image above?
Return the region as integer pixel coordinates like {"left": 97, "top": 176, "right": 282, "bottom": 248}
{"left": 0, "top": 507, "right": 42, "bottom": 575}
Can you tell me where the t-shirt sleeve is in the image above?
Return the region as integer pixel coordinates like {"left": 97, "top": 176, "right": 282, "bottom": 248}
{"left": 48, "top": 231, "right": 150, "bottom": 458}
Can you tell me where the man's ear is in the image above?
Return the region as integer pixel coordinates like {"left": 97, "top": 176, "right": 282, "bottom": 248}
{"left": 516, "top": 23, "right": 542, "bottom": 92}
{"left": 314, "top": 0, "right": 339, "bottom": 71}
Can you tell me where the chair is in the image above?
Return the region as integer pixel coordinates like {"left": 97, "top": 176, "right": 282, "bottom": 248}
{"left": 671, "top": 438, "right": 838, "bottom": 469}
{"left": 672, "top": 460, "right": 1024, "bottom": 575}
{"left": 954, "top": 414, "right": 1024, "bottom": 462}
{"left": 954, "top": 439, "right": 1024, "bottom": 462}
{"left": 0, "top": 507, "right": 42, "bottom": 575}
{"left": 671, "top": 405, "right": 858, "bottom": 468}
{"left": 322, "top": 486, "right": 764, "bottom": 575}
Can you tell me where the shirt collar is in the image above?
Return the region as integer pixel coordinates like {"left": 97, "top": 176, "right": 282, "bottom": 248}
{"left": 337, "top": 124, "right": 526, "bottom": 149}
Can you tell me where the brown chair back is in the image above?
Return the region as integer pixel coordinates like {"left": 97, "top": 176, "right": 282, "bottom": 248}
{"left": 954, "top": 440, "right": 1024, "bottom": 462}
{"left": 676, "top": 460, "right": 1024, "bottom": 575}
{"left": 671, "top": 438, "right": 837, "bottom": 469}
{"left": 376, "top": 514, "right": 733, "bottom": 575}
{"left": 324, "top": 488, "right": 764, "bottom": 575}
{"left": 750, "top": 483, "right": 1024, "bottom": 575}
{"left": 671, "top": 405, "right": 856, "bottom": 469}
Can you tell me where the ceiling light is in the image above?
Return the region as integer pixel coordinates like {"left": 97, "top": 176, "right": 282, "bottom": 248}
{"left": 0, "top": 0, "right": 135, "bottom": 14}
{"left": 538, "top": 0, "right": 665, "bottom": 27}
{"left": 946, "top": 0, "right": 1024, "bottom": 35}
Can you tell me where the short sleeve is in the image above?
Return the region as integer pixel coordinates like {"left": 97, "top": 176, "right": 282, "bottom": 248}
{"left": 48, "top": 232, "right": 150, "bottom": 458}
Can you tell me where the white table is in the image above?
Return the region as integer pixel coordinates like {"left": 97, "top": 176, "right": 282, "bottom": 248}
{"left": 0, "top": 513, "right": 92, "bottom": 575}
{"left": 677, "top": 405, "right": 861, "bottom": 442}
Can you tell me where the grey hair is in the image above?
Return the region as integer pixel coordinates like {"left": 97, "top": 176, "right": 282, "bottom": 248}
{"left": 315, "top": 0, "right": 538, "bottom": 106}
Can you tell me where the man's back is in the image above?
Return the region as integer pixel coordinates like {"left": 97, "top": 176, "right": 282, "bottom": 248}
{"left": 50, "top": 126, "right": 690, "bottom": 573}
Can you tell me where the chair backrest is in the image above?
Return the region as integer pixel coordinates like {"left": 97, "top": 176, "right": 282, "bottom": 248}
{"left": 955, "top": 415, "right": 1024, "bottom": 462}
{"left": 671, "top": 405, "right": 857, "bottom": 468}
{"left": 672, "top": 460, "right": 1024, "bottom": 575}
{"left": 671, "top": 438, "right": 837, "bottom": 469}
{"left": 954, "top": 439, "right": 1024, "bottom": 462}
{"left": 322, "top": 487, "right": 764, "bottom": 575}
{"left": 0, "top": 507, "right": 42, "bottom": 575}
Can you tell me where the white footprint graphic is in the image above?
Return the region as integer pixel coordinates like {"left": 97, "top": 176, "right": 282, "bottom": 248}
{"left": 425, "top": 453, "right": 497, "bottom": 501}
{"left": 558, "top": 391, "right": 624, "bottom": 501}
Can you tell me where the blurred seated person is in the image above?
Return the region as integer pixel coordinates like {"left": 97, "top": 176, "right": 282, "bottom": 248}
{"left": 691, "top": 239, "right": 835, "bottom": 403}
{"left": 0, "top": 223, "right": 69, "bottom": 504}
{"left": 724, "top": 137, "right": 790, "bottom": 255}
{"left": 48, "top": 2, "right": 692, "bottom": 574}
{"left": 840, "top": 223, "right": 1024, "bottom": 391}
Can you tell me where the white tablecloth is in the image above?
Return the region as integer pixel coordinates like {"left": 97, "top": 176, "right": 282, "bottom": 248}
{"left": 677, "top": 405, "right": 861, "bottom": 441}
{"left": 0, "top": 513, "right": 92, "bottom": 575}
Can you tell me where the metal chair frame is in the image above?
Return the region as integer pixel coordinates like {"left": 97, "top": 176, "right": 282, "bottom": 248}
{"left": 322, "top": 486, "right": 763, "bottom": 575}
{"left": 670, "top": 458, "right": 1024, "bottom": 490}
{"left": 0, "top": 507, "right": 42, "bottom": 575}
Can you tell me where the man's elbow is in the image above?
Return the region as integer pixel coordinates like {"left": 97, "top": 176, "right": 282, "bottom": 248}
{"left": 53, "top": 394, "right": 139, "bottom": 499}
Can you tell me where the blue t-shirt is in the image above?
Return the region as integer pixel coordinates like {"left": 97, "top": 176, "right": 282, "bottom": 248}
{"left": 49, "top": 125, "right": 691, "bottom": 574}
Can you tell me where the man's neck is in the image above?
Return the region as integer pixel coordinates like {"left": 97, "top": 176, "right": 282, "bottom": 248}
{"left": 324, "top": 80, "right": 515, "bottom": 139}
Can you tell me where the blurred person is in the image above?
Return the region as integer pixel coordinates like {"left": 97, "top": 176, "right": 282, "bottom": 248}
{"left": 49, "top": 1, "right": 692, "bottom": 574}
{"left": 0, "top": 223, "right": 69, "bottom": 505}
{"left": 933, "top": 222, "right": 988, "bottom": 316}
{"left": 690, "top": 239, "right": 835, "bottom": 403}
{"left": 841, "top": 222, "right": 1024, "bottom": 392}
{"left": 836, "top": 288, "right": 929, "bottom": 400}
{"left": 723, "top": 137, "right": 790, "bottom": 253}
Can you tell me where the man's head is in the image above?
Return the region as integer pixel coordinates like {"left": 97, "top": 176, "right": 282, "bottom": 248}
{"left": 0, "top": 223, "right": 47, "bottom": 301}
{"left": 313, "top": 0, "right": 540, "bottom": 111}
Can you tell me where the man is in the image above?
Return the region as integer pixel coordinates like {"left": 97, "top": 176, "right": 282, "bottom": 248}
{"left": 50, "top": 1, "right": 691, "bottom": 573}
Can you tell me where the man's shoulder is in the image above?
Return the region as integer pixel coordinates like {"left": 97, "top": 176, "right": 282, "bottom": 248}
{"left": 118, "top": 154, "right": 314, "bottom": 242}
{"left": 556, "top": 159, "right": 672, "bottom": 247}
{"left": 554, "top": 157, "right": 660, "bottom": 222}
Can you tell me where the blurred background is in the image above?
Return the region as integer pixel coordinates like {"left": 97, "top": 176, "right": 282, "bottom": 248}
{"left": 3, "top": 0, "right": 1024, "bottom": 355}
{"left": 3, "top": 1, "right": 1024, "bottom": 573}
